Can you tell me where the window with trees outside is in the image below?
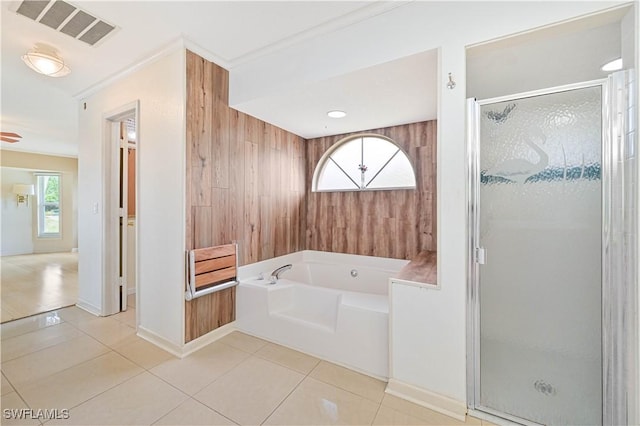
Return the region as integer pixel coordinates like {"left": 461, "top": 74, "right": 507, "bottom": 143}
{"left": 37, "top": 174, "right": 61, "bottom": 238}
{"left": 312, "top": 134, "right": 417, "bottom": 192}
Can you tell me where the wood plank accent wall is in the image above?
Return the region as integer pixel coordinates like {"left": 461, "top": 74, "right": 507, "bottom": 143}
{"left": 305, "top": 121, "right": 437, "bottom": 260}
{"left": 185, "top": 50, "right": 306, "bottom": 342}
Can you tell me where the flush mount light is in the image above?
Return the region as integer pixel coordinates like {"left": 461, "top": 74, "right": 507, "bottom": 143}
{"left": 327, "top": 110, "right": 347, "bottom": 119}
{"left": 21, "top": 44, "right": 70, "bottom": 77}
{"left": 601, "top": 58, "right": 623, "bottom": 72}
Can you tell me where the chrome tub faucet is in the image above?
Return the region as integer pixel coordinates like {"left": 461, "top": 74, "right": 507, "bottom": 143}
{"left": 269, "top": 264, "right": 292, "bottom": 284}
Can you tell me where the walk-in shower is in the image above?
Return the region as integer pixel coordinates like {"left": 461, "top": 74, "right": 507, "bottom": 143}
{"left": 466, "top": 72, "right": 636, "bottom": 425}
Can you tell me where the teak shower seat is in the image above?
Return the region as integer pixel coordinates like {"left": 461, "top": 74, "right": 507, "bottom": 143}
{"left": 185, "top": 243, "right": 238, "bottom": 301}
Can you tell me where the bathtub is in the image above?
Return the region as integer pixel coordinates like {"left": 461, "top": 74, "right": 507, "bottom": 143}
{"left": 236, "top": 250, "right": 408, "bottom": 378}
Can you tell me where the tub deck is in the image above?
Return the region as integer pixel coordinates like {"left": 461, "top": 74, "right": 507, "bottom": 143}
{"left": 394, "top": 250, "right": 437, "bottom": 284}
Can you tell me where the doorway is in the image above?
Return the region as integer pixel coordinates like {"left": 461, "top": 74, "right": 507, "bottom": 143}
{"left": 118, "top": 118, "right": 137, "bottom": 312}
{"left": 466, "top": 73, "right": 635, "bottom": 425}
{"left": 104, "top": 103, "right": 138, "bottom": 319}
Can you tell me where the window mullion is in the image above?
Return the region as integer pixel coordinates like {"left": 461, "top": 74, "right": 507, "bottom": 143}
{"left": 329, "top": 157, "right": 360, "bottom": 189}
{"left": 365, "top": 148, "right": 401, "bottom": 188}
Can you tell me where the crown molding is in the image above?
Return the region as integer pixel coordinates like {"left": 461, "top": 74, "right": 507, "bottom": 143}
{"left": 226, "top": 1, "right": 413, "bottom": 69}
{"left": 73, "top": 37, "right": 186, "bottom": 100}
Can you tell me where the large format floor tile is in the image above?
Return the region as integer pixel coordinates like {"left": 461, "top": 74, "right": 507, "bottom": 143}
{"left": 154, "top": 398, "right": 237, "bottom": 425}
{"left": 381, "top": 394, "right": 473, "bottom": 425}
{"left": 150, "top": 341, "right": 249, "bottom": 395}
{"left": 264, "top": 376, "right": 380, "bottom": 425}
{"left": 0, "top": 307, "right": 480, "bottom": 426}
{"left": 73, "top": 317, "right": 136, "bottom": 347}
{"left": 112, "top": 336, "right": 175, "bottom": 370}
{"left": 374, "top": 405, "right": 437, "bottom": 425}
{"left": 1, "top": 322, "right": 81, "bottom": 361}
{"left": 1, "top": 334, "right": 109, "bottom": 388}
{"left": 310, "top": 361, "right": 387, "bottom": 403}
{"left": 47, "top": 372, "right": 188, "bottom": 425}
{"left": 17, "top": 352, "right": 143, "bottom": 410}
{"left": 195, "top": 356, "right": 304, "bottom": 425}
{"left": 254, "top": 342, "right": 320, "bottom": 374}
{"left": 0, "top": 392, "right": 40, "bottom": 425}
{"left": 57, "top": 306, "right": 101, "bottom": 326}
{"left": 1, "top": 311, "right": 64, "bottom": 340}
{"left": 217, "top": 331, "right": 268, "bottom": 353}
{"left": 1, "top": 373, "right": 14, "bottom": 396}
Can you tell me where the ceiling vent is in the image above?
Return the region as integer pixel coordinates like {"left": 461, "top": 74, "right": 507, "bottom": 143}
{"left": 16, "top": 0, "right": 116, "bottom": 46}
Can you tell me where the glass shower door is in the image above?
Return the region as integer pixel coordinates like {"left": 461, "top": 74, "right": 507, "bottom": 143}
{"left": 476, "top": 85, "right": 602, "bottom": 425}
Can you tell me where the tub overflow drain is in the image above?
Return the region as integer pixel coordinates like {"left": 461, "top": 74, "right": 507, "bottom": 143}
{"left": 350, "top": 269, "right": 358, "bottom": 278}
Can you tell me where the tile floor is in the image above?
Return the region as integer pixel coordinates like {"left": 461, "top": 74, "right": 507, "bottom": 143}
{"left": 1, "top": 300, "right": 494, "bottom": 425}
{"left": 1, "top": 253, "right": 78, "bottom": 323}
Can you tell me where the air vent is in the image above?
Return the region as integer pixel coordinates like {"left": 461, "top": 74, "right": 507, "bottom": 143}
{"left": 15, "top": 0, "right": 117, "bottom": 46}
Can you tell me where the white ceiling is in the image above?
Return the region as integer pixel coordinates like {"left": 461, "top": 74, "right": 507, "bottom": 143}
{"left": 1, "top": 0, "right": 437, "bottom": 157}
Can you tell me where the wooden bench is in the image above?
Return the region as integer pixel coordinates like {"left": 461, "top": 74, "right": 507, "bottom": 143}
{"left": 185, "top": 243, "right": 238, "bottom": 301}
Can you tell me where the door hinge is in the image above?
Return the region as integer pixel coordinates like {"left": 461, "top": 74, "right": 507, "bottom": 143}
{"left": 475, "top": 247, "right": 486, "bottom": 265}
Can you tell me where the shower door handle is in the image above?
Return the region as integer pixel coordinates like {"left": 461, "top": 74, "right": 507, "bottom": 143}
{"left": 475, "top": 247, "right": 486, "bottom": 265}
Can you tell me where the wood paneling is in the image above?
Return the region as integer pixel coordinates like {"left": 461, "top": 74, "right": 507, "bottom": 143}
{"left": 395, "top": 250, "right": 437, "bottom": 284}
{"left": 127, "top": 148, "right": 136, "bottom": 216}
{"left": 185, "top": 50, "right": 306, "bottom": 342}
{"left": 305, "top": 121, "right": 437, "bottom": 260}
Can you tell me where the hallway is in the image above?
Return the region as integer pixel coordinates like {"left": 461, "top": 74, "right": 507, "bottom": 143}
{"left": 1, "top": 252, "right": 78, "bottom": 323}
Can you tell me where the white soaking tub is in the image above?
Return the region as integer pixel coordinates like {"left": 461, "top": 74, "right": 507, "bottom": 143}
{"left": 236, "top": 250, "right": 408, "bottom": 378}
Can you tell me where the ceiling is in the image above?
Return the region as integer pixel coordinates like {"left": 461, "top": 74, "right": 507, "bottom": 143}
{"left": 1, "top": 0, "right": 437, "bottom": 157}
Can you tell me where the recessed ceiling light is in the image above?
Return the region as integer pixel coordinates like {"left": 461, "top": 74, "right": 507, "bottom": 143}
{"left": 601, "top": 58, "right": 623, "bottom": 72}
{"left": 327, "top": 110, "right": 346, "bottom": 119}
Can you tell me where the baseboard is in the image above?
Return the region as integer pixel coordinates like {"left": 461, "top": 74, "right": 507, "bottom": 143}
{"left": 75, "top": 299, "right": 102, "bottom": 316}
{"left": 385, "top": 378, "right": 467, "bottom": 421}
{"left": 137, "top": 322, "right": 236, "bottom": 358}
{"left": 137, "top": 326, "right": 184, "bottom": 358}
{"left": 71, "top": 248, "right": 78, "bottom": 253}
{"left": 181, "top": 322, "right": 236, "bottom": 357}
{"left": 127, "top": 287, "right": 136, "bottom": 295}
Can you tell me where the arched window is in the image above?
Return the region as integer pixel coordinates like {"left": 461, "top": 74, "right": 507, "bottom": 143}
{"left": 312, "top": 134, "right": 417, "bottom": 192}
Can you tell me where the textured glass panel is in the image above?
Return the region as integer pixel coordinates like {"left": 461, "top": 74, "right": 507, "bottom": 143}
{"left": 367, "top": 152, "right": 416, "bottom": 188}
{"left": 362, "top": 136, "right": 399, "bottom": 179}
{"left": 478, "top": 86, "right": 602, "bottom": 425}
{"left": 329, "top": 138, "right": 362, "bottom": 185}
{"left": 316, "top": 159, "right": 359, "bottom": 191}
{"left": 316, "top": 135, "right": 417, "bottom": 191}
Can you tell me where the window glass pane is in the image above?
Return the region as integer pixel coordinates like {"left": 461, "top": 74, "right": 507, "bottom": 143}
{"left": 362, "top": 137, "right": 399, "bottom": 179}
{"left": 317, "top": 159, "right": 359, "bottom": 191}
{"left": 329, "top": 138, "right": 362, "bottom": 185}
{"left": 44, "top": 175, "right": 60, "bottom": 203}
{"left": 44, "top": 204, "right": 60, "bottom": 233}
{"left": 313, "top": 134, "right": 417, "bottom": 192}
{"left": 367, "top": 152, "right": 416, "bottom": 189}
{"left": 37, "top": 174, "right": 61, "bottom": 237}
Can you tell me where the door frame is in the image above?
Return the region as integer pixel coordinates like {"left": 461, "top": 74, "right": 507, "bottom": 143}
{"left": 465, "top": 77, "right": 632, "bottom": 424}
{"left": 102, "top": 101, "right": 139, "bottom": 316}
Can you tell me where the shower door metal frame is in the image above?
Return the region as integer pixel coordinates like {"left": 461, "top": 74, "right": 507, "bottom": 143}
{"left": 466, "top": 77, "right": 630, "bottom": 425}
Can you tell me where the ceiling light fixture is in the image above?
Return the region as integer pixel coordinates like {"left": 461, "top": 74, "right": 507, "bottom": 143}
{"left": 327, "top": 110, "right": 346, "bottom": 119}
{"left": 21, "top": 44, "right": 70, "bottom": 77}
{"left": 601, "top": 58, "right": 623, "bottom": 72}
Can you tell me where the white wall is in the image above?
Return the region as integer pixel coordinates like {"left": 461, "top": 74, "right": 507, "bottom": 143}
{"left": 1, "top": 151, "right": 78, "bottom": 256}
{"left": 77, "top": 47, "right": 186, "bottom": 347}
{"left": 1, "top": 168, "right": 34, "bottom": 256}
{"left": 466, "top": 19, "right": 622, "bottom": 100}
{"left": 229, "top": 0, "right": 631, "bottom": 404}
